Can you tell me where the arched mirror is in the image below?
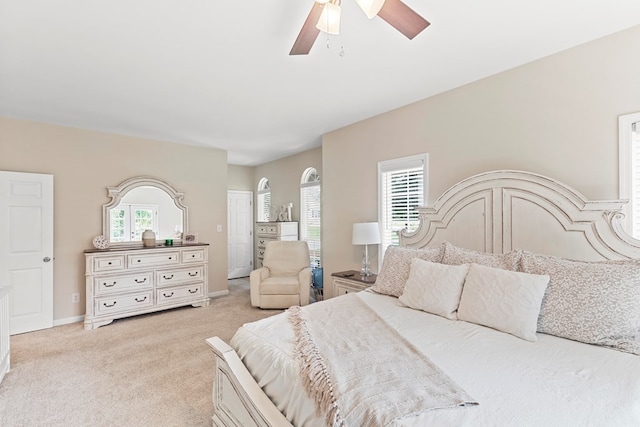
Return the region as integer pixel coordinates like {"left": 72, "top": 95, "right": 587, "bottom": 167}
{"left": 103, "top": 176, "right": 188, "bottom": 246}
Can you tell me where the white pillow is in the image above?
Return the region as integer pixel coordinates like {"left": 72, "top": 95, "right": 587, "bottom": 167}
{"left": 398, "top": 259, "right": 469, "bottom": 320}
{"left": 457, "top": 263, "right": 549, "bottom": 342}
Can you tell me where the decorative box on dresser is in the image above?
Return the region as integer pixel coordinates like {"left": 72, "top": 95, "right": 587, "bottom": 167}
{"left": 84, "top": 243, "right": 209, "bottom": 330}
{"left": 331, "top": 270, "right": 377, "bottom": 297}
{"left": 255, "top": 222, "right": 298, "bottom": 268}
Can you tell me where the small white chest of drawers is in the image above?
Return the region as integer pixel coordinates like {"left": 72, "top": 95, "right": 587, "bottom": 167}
{"left": 84, "top": 244, "right": 209, "bottom": 330}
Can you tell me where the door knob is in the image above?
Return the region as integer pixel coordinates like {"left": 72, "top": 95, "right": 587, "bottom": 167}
{"left": 43, "top": 257, "right": 51, "bottom": 262}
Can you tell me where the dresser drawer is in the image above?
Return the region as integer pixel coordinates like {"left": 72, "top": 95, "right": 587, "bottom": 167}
{"left": 266, "top": 225, "right": 278, "bottom": 234}
{"left": 181, "top": 248, "right": 205, "bottom": 263}
{"left": 93, "top": 272, "right": 153, "bottom": 295}
{"left": 95, "top": 291, "right": 154, "bottom": 315}
{"left": 156, "top": 283, "right": 204, "bottom": 305}
{"left": 256, "top": 224, "right": 268, "bottom": 234}
{"left": 256, "top": 237, "right": 276, "bottom": 248}
{"left": 157, "top": 266, "right": 204, "bottom": 287}
{"left": 93, "top": 255, "right": 126, "bottom": 272}
{"left": 128, "top": 251, "right": 180, "bottom": 268}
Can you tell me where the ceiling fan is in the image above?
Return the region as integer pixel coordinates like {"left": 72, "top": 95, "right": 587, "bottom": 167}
{"left": 290, "top": 0, "right": 430, "bottom": 55}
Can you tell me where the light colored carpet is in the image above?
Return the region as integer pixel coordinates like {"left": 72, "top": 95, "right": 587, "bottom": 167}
{"left": 0, "top": 279, "right": 282, "bottom": 427}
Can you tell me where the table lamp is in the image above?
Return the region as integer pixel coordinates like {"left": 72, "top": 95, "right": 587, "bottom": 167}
{"left": 352, "top": 222, "right": 381, "bottom": 276}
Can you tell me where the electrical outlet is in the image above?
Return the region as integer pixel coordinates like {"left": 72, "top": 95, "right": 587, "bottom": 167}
{"left": 72, "top": 293, "right": 80, "bottom": 303}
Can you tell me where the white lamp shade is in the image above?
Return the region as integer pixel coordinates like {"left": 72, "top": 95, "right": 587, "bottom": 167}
{"left": 316, "top": 2, "right": 341, "bottom": 35}
{"left": 352, "top": 222, "right": 381, "bottom": 245}
{"left": 355, "top": 0, "right": 386, "bottom": 19}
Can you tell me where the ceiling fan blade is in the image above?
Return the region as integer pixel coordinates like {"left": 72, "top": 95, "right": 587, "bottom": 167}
{"left": 377, "top": 0, "right": 430, "bottom": 40}
{"left": 290, "top": 2, "right": 324, "bottom": 55}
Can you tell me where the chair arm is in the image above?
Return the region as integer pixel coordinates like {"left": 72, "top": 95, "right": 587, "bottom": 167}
{"left": 298, "top": 267, "right": 312, "bottom": 306}
{"left": 249, "top": 267, "right": 270, "bottom": 307}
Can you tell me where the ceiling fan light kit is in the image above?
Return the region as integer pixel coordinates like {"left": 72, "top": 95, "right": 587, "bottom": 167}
{"left": 316, "top": 0, "right": 342, "bottom": 35}
{"left": 290, "top": 0, "right": 429, "bottom": 55}
{"left": 355, "top": 0, "right": 386, "bottom": 19}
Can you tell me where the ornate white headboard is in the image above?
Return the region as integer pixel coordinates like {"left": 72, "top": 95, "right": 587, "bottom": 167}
{"left": 400, "top": 170, "right": 640, "bottom": 261}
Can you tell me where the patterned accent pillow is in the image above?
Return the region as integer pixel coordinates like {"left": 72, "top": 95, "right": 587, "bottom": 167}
{"left": 370, "top": 245, "right": 444, "bottom": 297}
{"left": 520, "top": 251, "right": 640, "bottom": 355}
{"left": 441, "top": 241, "right": 521, "bottom": 271}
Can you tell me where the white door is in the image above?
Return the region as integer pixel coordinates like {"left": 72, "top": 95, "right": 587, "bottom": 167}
{"left": 227, "top": 191, "right": 253, "bottom": 279}
{"left": 0, "top": 172, "right": 54, "bottom": 335}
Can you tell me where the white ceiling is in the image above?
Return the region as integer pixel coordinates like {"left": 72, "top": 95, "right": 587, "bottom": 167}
{"left": 1, "top": 1, "right": 640, "bottom": 166}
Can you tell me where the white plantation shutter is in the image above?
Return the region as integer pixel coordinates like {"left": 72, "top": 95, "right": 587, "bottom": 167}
{"left": 301, "top": 169, "right": 321, "bottom": 266}
{"left": 631, "top": 121, "right": 640, "bottom": 237}
{"left": 619, "top": 113, "right": 640, "bottom": 239}
{"left": 378, "top": 154, "right": 428, "bottom": 257}
{"left": 257, "top": 178, "right": 270, "bottom": 222}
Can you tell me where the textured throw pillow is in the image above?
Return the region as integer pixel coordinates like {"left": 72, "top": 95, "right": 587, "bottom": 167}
{"left": 371, "top": 245, "right": 443, "bottom": 297}
{"left": 520, "top": 251, "right": 640, "bottom": 355}
{"left": 441, "top": 241, "right": 521, "bottom": 271}
{"left": 398, "top": 259, "right": 469, "bottom": 320}
{"left": 457, "top": 263, "right": 549, "bottom": 342}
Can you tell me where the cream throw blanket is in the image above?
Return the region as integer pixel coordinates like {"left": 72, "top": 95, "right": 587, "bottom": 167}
{"left": 288, "top": 293, "right": 478, "bottom": 427}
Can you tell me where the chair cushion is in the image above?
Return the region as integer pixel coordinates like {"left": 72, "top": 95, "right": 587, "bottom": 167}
{"left": 260, "top": 276, "right": 301, "bottom": 295}
{"left": 263, "top": 241, "right": 310, "bottom": 276}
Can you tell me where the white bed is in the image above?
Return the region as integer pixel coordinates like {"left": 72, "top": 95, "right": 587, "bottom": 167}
{"left": 206, "top": 170, "right": 640, "bottom": 427}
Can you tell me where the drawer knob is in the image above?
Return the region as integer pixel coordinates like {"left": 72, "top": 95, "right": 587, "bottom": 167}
{"left": 108, "top": 262, "right": 112, "bottom": 265}
{"left": 188, "top": 288, "right": 198, "bottom": 294}
{"left": 163, "top": 274, "right": 174, "bottom": 280}
{"left": 137, "top": 259, "right": 141, "bottom": 263}
{"left": 168, "top": 257, "right": 173, "bottom": 260}
{"left": 103, "top": 282, "right": 116, "bottom": 288}
{"left": 103, "top": 301, "right": 117, "bottom": 308}
{"left": 135, "top": 296, "right": 147, "bottom": 303}
{"left": 191, "top": 254, "right": 196, "bottom": 258}
{"left": 134, "top": 278, "right": 147, "bottom": 283}
{"left": 163, "top": 292, "right": 174, "bottom": 298}
{"left": 188, "top": 272, "right": 198, "bottom": 277}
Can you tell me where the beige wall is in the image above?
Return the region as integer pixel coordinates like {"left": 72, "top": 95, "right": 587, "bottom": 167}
{"left": 322, "top": 25, "right": 640, "bottom": 297}
{"left": 253, "top": 147, "right": 322, "bottom": 223}
{"left": 228, "top": 165, "right": 254, "bottom": 191}
{"left": 0, "top": 117, "right": 229, "bottom": 322}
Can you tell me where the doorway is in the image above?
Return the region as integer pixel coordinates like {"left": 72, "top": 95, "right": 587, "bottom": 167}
{"left": 0, "top": 171, "right": 54, "bottom": 335}
{"left": 227, "top": 191, "right": 253, "bottom": 279}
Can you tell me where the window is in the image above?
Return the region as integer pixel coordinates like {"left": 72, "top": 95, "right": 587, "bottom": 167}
{"left": 109, "top": 204, "right": 157, "bottom": 242}
{"left": 301, "top": 168, "right": 321, "bottom": 266}
{"left": 619, "top": 112, "right": 640, "bottom": 238}
{"left": 378, "top": 154, "right": 428, "bottom": 258}
{"left": 257, "top": 178, "right": 271, "bottom": 222}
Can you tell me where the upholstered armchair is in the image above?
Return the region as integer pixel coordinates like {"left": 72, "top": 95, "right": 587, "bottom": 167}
{"left": 250, "top": 241, "right": 312, "bottom": 309}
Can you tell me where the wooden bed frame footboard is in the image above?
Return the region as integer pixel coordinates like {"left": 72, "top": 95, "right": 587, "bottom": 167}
{"left": 206, "top": 337, "right": 293, "bottom": 427}
{"left": 206, "top": 170, "right": 640, "bottom": 426}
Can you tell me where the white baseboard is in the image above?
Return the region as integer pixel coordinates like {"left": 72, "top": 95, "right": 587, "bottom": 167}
{"left": 54, "top": 315, "right": 84, "bottom": 327}
{"left": 209, "top": 290, "right": 229, "bottom": 298}
{"left": 53, "top": 293, "right": 228, "bottom": 326}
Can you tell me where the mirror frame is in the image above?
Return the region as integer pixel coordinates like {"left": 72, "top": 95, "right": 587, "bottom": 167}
{"left": 102, "top": 176, "right": 189, "bottom": 247}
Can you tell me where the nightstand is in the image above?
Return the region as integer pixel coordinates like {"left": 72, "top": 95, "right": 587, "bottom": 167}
{"left": 331, "top": 270, "right": 377, "bottom": 297}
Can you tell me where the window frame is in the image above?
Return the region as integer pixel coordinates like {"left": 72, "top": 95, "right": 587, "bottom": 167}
{"left": 377, "top": 153, "right": 429, "bottom": 266}
{"left": 300, "top": 168, "right": 321, "bottom": 267}
{"left": 257, "top": 177, "right": 271, "bottom": 222}
{"left": 619, "top": 111, "right": 640, "bottom": 238}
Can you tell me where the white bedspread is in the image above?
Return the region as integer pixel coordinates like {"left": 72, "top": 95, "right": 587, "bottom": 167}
{"left": 231, "top": 291, "right": 640, "bottom": 427}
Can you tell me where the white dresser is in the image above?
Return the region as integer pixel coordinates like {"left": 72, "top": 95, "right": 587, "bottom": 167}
{"left": 255, "top": 222, "right": 298, "bottom": 268}
{"left": 84, "top": 244, "right": 209, "bottom": 330}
